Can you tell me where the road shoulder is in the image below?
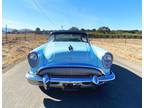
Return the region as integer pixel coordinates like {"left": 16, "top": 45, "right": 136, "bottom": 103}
{"left": 113, "top": 55, "right": 141, "bottom": 77}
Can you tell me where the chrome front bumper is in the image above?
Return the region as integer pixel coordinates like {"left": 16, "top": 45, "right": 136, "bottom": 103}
{"left": 26, "top": 71, "right": 115, "bottom": 87}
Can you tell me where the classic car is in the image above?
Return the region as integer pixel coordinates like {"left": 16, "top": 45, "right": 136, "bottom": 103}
{"left": 26, "top": 30, "right": 115, "bottom": 90}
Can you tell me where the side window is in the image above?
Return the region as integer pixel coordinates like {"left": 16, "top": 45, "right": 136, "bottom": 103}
{"left": 48, "top": 35, "right": 54, "bottom": 42}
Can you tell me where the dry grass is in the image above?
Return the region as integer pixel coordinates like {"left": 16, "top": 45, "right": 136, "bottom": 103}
{"left": 2, "top": 34, "right": 142, "bottom": 69}
{"left": 91, "top": 39, "right": 142, "bottom": 64}
{"left": 2, "top": 34, "right": 47, "bottom": 69}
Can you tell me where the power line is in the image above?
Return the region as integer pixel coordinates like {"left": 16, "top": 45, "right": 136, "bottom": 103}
{"left": 32, "top": 0, "right": 57, "bottom": 28}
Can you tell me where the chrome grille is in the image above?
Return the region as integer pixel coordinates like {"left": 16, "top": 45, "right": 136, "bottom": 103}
{"left": 37, "top": 67, "right": 103, "bottom": 76}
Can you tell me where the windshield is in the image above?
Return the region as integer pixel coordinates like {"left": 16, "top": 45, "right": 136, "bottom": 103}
{"left": 53, "top": 34, "right": 88, "bottom": 42}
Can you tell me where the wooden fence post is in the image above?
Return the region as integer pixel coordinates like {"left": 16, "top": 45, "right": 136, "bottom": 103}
{"left": 5, "top": 24, "right": 8, "bottom": 43}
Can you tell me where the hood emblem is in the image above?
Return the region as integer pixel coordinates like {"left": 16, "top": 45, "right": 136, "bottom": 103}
{"left": 69, "top": 45, "right": 73, "bottom": 51}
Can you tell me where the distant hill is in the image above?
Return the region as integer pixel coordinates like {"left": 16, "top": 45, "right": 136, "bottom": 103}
{"left": 2, "top": 28, "right": 33, "bottom": 33}
{"left": 19, "top": 29, "right": 33, "bottom": 32}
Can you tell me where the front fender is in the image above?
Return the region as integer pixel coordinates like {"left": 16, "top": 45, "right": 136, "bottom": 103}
{"left": 28, "top": 43, "right": 47, "bottom": 74}
{"left": 90, "top": 44, "right": 111, "bottom": 75}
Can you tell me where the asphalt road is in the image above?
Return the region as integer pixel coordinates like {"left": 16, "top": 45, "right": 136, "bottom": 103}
{"left": 3, "top": 59, "right": 142, "bottom": 108}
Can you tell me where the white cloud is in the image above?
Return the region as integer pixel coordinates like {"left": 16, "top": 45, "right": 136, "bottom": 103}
{"left": 2, "top": 19, "right": 35, "bottom": 29}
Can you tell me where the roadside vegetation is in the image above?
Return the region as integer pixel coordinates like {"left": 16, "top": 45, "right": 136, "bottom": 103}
{"left": 2, "top": 26, "right": 142, "bottom": 70}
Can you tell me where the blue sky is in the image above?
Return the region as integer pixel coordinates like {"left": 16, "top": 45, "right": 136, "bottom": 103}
{"left": 2, "top": 0, "right": 142, "bottom": 30}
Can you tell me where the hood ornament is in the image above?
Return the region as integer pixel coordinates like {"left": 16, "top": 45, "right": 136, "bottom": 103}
{"left": 69, "top": 45, "right": 73, "bottom": 51}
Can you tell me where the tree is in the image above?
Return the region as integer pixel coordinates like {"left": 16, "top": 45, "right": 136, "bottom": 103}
{"left": 86, "top": 29, "right": 91, "bottom": 32}
{"left": 97, "top": 26, "right": 111, "bottom": 33}
{"left": 35, "top": 27, "right": 41, "bottom": 34}
{"left": 81, "top": 28, "right": 85, "bottom": 31}
{"left": 12, "top": 29, "right": 18, "bottom": 34}
{"left": 69, "top": 27, "right": 79, "bottom": 31}
{"left": 42, "top": 29, "right": 49, "bottom": 34}
{"left": 92, "top": 29, "right": 96, "bottom": 31}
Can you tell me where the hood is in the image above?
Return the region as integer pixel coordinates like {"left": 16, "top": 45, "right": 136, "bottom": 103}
{"left": 43, "top": 42, "right": 96, "bottom": 66}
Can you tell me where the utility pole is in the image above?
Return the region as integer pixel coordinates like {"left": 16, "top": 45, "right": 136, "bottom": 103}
{"left": 125, "top": 35, "right": 127, "bottom": 47}
{"left": 5, "top": 24, "right": 7, "bottom": 43}
{"left": 24, "top": 28, "right": 26, "bottom": 41}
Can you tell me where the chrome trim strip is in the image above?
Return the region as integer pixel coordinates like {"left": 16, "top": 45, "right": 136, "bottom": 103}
{"left": 50, "top": 77, "right": 92, "bottom": 83}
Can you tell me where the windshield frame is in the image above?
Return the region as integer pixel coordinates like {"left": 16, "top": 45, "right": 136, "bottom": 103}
{"left": 49, "top": 32, "right": 89, "bottom": 43}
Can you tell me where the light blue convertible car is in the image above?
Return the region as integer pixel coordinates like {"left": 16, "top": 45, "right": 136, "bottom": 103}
{"left": 26, "top": 30, "right": 115, "bottom": 90}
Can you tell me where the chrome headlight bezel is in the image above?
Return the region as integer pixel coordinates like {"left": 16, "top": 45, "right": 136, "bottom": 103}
{"left": 102, "top": 52, "right": 113, "bottom": 69}
{"left": 28, "top": 52, "right": 39, "bottom": 67}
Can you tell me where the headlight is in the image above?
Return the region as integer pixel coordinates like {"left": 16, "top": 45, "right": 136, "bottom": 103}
{"left": 28, "top": 52, "right": 38, "bottom": 67}
{"left": 102, "top": 52, "right": 113, "bottom": 68}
